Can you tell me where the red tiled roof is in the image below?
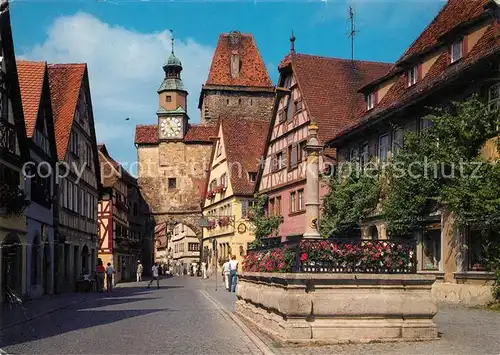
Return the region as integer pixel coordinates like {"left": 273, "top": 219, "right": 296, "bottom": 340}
{"left": 134, "top": 125, "right": 157, "bottom": 144}
{"left": 134, "top": 124, "right": 217, "bottom": 144}
{"left": 397, "top": 0, "right": 489, "bottom": 64}
{"left": 285, "top": 54, "right": 392, "bottom": 144}
{"left": 47, "top": 63, "right": 86, "bottom": 161}
{"left": 222, "top": 117, "right": 269, "bottom": 195}
{"left": 205, "top": 32, "right": 273, "bottom": 88}
{"left": 333, "top": 20, "right": 500, "bottom": 141}
{"left": 16, "top": 61, "right": 46, "bottom": 138}
{"left": 184, "top": 124, "right": 218, "bottom": 142}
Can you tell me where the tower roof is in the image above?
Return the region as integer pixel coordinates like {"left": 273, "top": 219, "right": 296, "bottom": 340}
{"left": 163, "top": 53, "right": 182, "bottom": 69}
{"left": 204, "top": 31, "right": 273, "bottom": 88}
{"left": 158, "top": 52, "right": 186, "bottom": 93}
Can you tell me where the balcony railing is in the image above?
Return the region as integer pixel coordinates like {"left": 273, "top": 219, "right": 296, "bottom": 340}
{"left": 0, "top": 119, "right": 16, "bottom": 155}
{"left": 244, "top": 238, "right": 417, "bottom": 274}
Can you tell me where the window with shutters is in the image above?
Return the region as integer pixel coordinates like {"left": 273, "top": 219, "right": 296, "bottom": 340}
{"left": 276, "top": 196, "right": 282, "bottom": 216}
{"left": 299, "top": 141, "right": 307, "bottom": 161}
{"left": 269, "top": 198, "right": 275, "bottom": 216}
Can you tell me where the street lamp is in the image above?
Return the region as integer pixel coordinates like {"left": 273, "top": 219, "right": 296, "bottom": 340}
{"left": 210, "top": 237, "right": 218, "bottom": 291}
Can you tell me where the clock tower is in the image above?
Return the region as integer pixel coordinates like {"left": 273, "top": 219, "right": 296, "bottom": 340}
{"left": 157, "top": 34, "right": 188, "bottom": 140}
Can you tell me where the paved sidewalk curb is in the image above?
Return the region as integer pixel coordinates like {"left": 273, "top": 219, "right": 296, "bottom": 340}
{"left": 0, "top": 293, "right": 97, "bottom": 332}
{"left": 200, "top": 289, "right": 275, "bottom": 355}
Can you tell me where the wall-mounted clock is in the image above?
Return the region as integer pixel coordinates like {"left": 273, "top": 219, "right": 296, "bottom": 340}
{"left": 237, "top": 223, "right": 247, "bottom": 234}
{"left": 160, "top": 116, "right": 182, "bottom": 138}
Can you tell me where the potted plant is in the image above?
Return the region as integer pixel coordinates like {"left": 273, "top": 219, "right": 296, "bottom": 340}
{"left": 218, "top": 216, "right": 229, "bottom": 227}
{"left": 0, "top": 183, "right": 30, "bottom": 216}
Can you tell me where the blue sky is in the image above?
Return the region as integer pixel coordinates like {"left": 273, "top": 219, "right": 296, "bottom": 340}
{"left": 10, "top": 0, "right": 445, "bottom": 175}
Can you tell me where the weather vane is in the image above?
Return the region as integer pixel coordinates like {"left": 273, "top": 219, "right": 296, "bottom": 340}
{"left": 170, "top": 29, "right": 175, "bottom": 55}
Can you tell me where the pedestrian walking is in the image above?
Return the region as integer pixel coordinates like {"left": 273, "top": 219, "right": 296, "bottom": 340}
{"left": 228, "top": 255, "right": 239, "bottom": 293}
{"left": 222, "top": 258, "right": 230, "bottom": 291}
{"left": 96, "top": 259, "right": 105, "bottom": 292}
{"left": 148, "top": 262, "right": 160, "bottom": 289}
{"left": 105, "top": 262, "right": 115, "bottom": 292}
{"left": 201, "top": 261, "right": 207, "bottom": 279}
{"left": 136, "top": 261, "right": 143, "bottom": 282}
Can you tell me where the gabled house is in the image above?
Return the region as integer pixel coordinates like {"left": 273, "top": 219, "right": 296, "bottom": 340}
{"left": 48, "top": 63, "right": 101, "bottom": 292}
{"left": 0, "top": 0, "right": 31, "bottom": 301}
{"left": 97, "top": 144, "right": 143, "bottom": 285}
{"left": 256, "top": 40, "right": 392, "bottom": 240}
{"left": 326, "top": 0, "right": 500, "bottom": 305}
{"left": 17, "top": 61, "right": 58, "bottom": 298}
{"left": 202, "top": 117, "right": 269, "bottom": 270}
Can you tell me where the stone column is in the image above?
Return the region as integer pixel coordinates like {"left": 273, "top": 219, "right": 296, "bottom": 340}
{"left": 303, "top": 122, "right": 323, "bottom": 239}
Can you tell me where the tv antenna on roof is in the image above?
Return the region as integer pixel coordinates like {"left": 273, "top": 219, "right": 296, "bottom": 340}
{"left": 347, "top": 6, "right": 358, "bottom": 63}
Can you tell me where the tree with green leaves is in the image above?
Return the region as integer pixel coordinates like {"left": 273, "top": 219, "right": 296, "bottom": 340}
{"left": 320, "top": 162, "right": 382, "bottom": 238}
{"left": 247, "top": 194, "right": 283, "bottom": 249}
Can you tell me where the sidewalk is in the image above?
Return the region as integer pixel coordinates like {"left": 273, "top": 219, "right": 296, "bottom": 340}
{"left": 0, "top": 291, "right": 99, "bottom": 331}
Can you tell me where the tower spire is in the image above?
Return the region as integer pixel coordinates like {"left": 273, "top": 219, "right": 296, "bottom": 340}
{"left": 170, "top": 29, "right": 175, "bottom": 55}
{"left": 290, "top": 30, "right": 296, "bottom": 54}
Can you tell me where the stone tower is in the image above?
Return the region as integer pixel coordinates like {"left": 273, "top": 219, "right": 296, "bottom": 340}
{"left": 199, "top": 30, "right": 275, "bottom": 124}
{"left": 135, "top": 38, "right": 216, "bottom": 240}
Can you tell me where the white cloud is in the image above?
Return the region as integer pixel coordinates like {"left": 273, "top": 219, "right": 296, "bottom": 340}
{"left": 19, "top": 12, "right": 214, "bottom": 167}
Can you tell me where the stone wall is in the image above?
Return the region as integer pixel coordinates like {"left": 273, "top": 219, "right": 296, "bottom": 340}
{"left": 236, "top": 272, "right": 438, "bottom": 344}
{"left": 201, "top": 90, "right": 274, "bottom": 124}
{"left": 137, "top": 141, "right": 213, "bottom": 235}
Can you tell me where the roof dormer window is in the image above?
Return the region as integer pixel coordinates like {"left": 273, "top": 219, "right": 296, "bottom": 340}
{"left": 367, "top": 92, "right": 375, "bottom": 110}
{"left": 407, "top": 66, "right": 418, "bottom": 87}
{"left": 451, "top": 40, "right": 463, "bottom": 64}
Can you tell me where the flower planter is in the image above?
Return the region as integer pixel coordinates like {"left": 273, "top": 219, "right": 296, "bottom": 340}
{"left": 235, "top": 272, "right": 438, "bottom": 344}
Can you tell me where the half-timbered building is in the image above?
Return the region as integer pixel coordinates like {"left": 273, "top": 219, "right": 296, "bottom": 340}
{"left": 48, "top": 63, "right": 101, "bottom": 292}
{"left": 0, "top": 0, "right": 31, "bottom": 301}
{"left": 98, "top": 144, "right": 142, "bottom": 285}
{"left": 326, "top": 0, "right": 500, "bottom": 306}
{"left": 256, "top": 39, "right": 391, "bottom": 239}
{"left": 17, "top": 61, "right": 58, "bottom": 298}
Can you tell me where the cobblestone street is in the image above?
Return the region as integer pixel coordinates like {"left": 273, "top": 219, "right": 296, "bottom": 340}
{"left": 1, "top": 276, "right": 499, "bottom": 354}
{"left": 0, "top": 277, "right": 262, "bottom": 355}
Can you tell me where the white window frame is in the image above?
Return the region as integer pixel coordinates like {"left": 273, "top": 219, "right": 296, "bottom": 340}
{"left": 367, "top": 93, "right": 375, "bottom": 110}
{"left": 407, "top": 66, "right": 417, "bottom": 87}
{"left": 378, "top": 134, "right": 390, "bottom": 162}
{"left": 392, "top": 127, "right": 404, "bottom": 154}
{"left": 451, "top": 40, "right": 463, "bottom": 63}
{"left": 488, "top": 82, "right": 500, "bottom": 112}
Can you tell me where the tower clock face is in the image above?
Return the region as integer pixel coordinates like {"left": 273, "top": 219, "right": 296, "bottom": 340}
{"left": 160, "top": 117, "right": 182, "bottom": 138}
